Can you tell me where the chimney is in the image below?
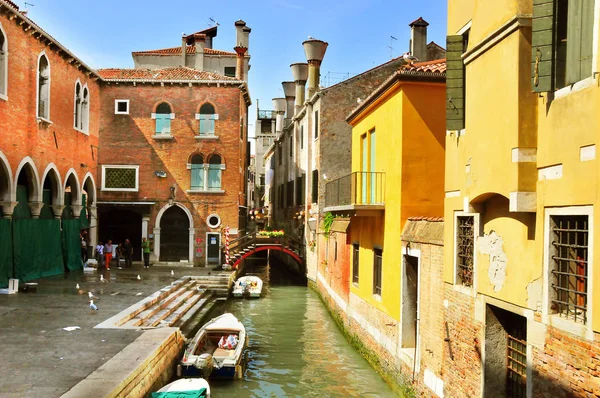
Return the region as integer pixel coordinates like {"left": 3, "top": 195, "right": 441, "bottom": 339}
{"left": 290, "top": 63, "right": 308, "bottom": 114}
{"left": 282, "top": 82, "right": 296, "bottom": 119}
{"left": 242, "top": 26, "right": 251, "bottom": 54}
{"left": 193, "top": 33, "right": 206, "bottom": 71}
{"left": 302, "top": 39, "right": 328, "bottom": 99}
{"left": 234, "top": 46, "right": 248, "bottom": 81}
{"left": 235, "top": 20, "right": 249, "bottom": 49}
{"left": 181, "top": 34, "right": 187, "bottom": 66}
{"left": 272, "top": 98, "right": 287, "bottom": 135}
{"left": 409, "top": 17, "right": 429, "bottom": 62}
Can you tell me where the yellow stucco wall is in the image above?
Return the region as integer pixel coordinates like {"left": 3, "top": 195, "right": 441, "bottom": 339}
{"left": 349, "top": 81, "right": 445, "bottom": 320}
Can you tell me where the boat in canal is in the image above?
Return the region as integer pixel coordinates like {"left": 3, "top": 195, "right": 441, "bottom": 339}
{"left": 152, "top": 378, "right": 210, "bottom": 398}
{"left": 232, "top": 275, "right": 263, "bottom": 298}
{"left": 178, "top": 313, "right": 247, "bottom": 379}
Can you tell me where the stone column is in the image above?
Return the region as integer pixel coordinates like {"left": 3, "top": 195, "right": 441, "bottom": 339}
{"left": 88, "top": 206, "right": 98, "bottom": 258}
{"left": 189, "top": 227, "right": 195, "bottom": 263}
{"left": 29, "top": 201, "right": 44, "bottom": 219}
{"left": 0, "top": 201, "right": 17, "bottom": 219}
{"left": 153, "top": 227, "right": 161, "bottom": 262}
{"left": 51, "top": 205, "right": 65, "bottom": 220}
{"left": 71, "top": 204, "right": 83, "bottom": 218}
{"left": 141, "top": 215, "right": 149, "bottom": 259}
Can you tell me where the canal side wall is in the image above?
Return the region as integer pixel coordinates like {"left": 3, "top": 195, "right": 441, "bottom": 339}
{"left": 62, "top": 327, "right": 185, "bottom": 398}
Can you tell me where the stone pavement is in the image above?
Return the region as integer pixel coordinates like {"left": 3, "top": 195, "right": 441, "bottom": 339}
{"left": 0, "top": 263, "right": 218, "bottom": 398}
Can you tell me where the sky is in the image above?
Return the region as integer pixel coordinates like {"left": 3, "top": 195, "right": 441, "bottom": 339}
{"left": 13, "top": 0, "right": 448, "bottom": 152}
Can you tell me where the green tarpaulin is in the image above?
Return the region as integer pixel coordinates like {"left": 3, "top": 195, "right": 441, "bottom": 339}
{"left": 13, "top": 218, "right": 64, "bottom": 282}
{"left": 79, "top": 194, "right": 89, "bottom": 229}
{"left": 61, "top": 219, "right": 83, "bottom": 271}
{"left": 151, "top": 389, "right": 207, "bottom": 398}
{"left": 0, "top": 218, "right": 12, "bottom": 288}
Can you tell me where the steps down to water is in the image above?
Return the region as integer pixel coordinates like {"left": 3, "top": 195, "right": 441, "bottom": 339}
{"left": 95, "top": 274, "right": 234, "bottom": 330}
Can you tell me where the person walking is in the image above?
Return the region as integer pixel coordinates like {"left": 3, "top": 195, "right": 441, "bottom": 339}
{"left": 104, "top": 239, "right": 113, "bottom": 270}
{"left": 115, "top": 242, "right": 123, "bottom": 269}
{"left": 123, "top": 239, "right": 133, "bottom": 268}
{"left": 95, "top": 241, "right": 104, "bottom": 268}
{"left": 81, "top": 234, "right": 88, "bottom": 263}
{"left": 141, "top": 237, "right": 151, "bottom": 269}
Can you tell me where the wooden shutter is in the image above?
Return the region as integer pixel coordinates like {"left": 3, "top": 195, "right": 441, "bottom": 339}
{"left": 532, "top": 0, "right": 555, "bottom": 92}
{"left": 446, "top": 35, "right": 464, "bottom": 130}
{"left": 566, "top": 0, "right": 595, "bottom": 84}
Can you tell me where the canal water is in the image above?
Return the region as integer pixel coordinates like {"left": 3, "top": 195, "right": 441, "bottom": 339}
{"left": 208, "top": 261, "right": 397, "bottom": 397}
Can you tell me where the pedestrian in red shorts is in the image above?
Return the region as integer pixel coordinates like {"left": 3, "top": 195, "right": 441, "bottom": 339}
{"left": 104, "top": 239, "right": 114, "bottom": 270}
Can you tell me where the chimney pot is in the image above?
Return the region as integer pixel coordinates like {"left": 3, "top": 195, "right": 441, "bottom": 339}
{"left": 282, "top": 82, "right": 296, "bottom": 119}
{"left": 303, "top": 39, "right": 328, "bottom": 99}
{"left": 409, "top": 17, "right": 428, "bottom": 61}
{"left": 290, "top": 63, "right": 308, "bottom": 114}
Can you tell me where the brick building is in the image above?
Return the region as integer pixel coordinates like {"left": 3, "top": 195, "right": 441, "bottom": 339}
{"left": 96, "top": 22, "right": 251, "bottom": 266}
{"left": 0, "top": 0, "right": 100, "bottom": 286}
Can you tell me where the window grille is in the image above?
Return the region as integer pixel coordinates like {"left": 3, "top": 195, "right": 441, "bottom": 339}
{"left": 352, "top": 244, "right": 359, "bottom": 283}
{"left": 507, "top": 332, "right": 527, "bottom": 398}
{"left": 373, "top": 248, "right": 382, "bottom": 295}
{"left": 456, "top": 216, "right": 474, "bottom": 287}
{"left": 104, "top": 168, "right": 136, "bottom": 189}
{"left": 550, "top": 215, "right": 588, "bottom": 324}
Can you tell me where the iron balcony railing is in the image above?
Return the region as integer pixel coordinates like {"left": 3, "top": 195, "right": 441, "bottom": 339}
{"left": 258, "top": 110, "right": 276, "bottom": 120}
{"left": 325, "top": 172, "right": 385, "bottom": 208}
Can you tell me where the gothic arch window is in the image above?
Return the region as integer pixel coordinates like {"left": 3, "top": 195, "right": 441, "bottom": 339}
{"left": 74, "top": 81, "right": 82, "bottom": 129}
{"left": 81, "top": 86, "right": 89, "bottom": 133}
{"left": 197, "top": 103, "right": 217, "bottom": 136}
{"left": 37, "top": 53, "right": 50, "bottom": 120}
{"left": 190, "top": 154, "right": 204, "bottom": 190}
{"left": 0, "top": 22, "right": 7, "bottom": 98}
{"left": 154, "top": 102, "right": 172, "bottom": 135}
{"left": 208, "top": 154, "right": 223, "bottom": 191}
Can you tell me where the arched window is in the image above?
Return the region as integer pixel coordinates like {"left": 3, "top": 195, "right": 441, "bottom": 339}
{"left": 0, "top": 24, "right": 7, "bottom": 98}
{"left": 208, "top": 154, "right": 222, "bottom": 191}
{"left": 190, "top": 154, "right": 204, "bottom": 190}
{"left": 198, "top": 103, "right": 216, "bottom": 136}
{"left": 81, "top": 87, "right": 89, "bottom": 133}
{"left": 155, "top": 102, "right": 172, "bottom": 135}
{"left": 74, "top": 82, "right": 82, "bottom": 129}
{"left": 37, "top": 54, "right": 50, "bottom": 120}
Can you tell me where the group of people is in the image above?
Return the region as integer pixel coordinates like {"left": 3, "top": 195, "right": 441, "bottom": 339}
{"left": 86, "top": 237, "right": 152, "bottom": 270}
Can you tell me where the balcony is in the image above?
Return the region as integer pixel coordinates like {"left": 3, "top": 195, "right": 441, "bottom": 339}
{"left": 258, "top": 110, "right": 276, "bottom": 120}
{"left": 324, "top": 172, "right": 385, "bottom": 215}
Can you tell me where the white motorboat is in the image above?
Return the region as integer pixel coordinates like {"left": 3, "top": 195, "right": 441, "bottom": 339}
{"left": 178, "top": 313, "right": 247, "bottom": 379}
{"left": 232, "top": 275, "right": 263, "bottom": 298}
{"left": 152, "top": 377, "right": 210, "bottom": 397}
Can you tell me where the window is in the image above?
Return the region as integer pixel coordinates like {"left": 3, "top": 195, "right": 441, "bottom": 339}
{"left": 532, "top": 0, "right": 595, "bottom": 92}
{"left": 286, "top": 180, "right": 294, "bottom": 208}
{"left": 352, "top": 244, "right": 359, "bottom": 284}
{"left": 456, "top": 215, "right": 475, "bottom": 287}
{"left": 81, "top": 87, "right": 89, "bottom": 132}
{"left": 190, "top": 154, "right": 204, "bottom": 190}
{"left": 0, "top": 23, "right": 6, "bottom": 98}
{"left": 154, "top": 102, "right": 172, "bottom": 135}
{"left": 446, "top": 29, "right": 468, "bottom": 130}
{"left": 373, "top": 248, "right": 382, "bottom": 296}
{"left": 207, "top": 154, "right": 223, "bottom": 191}
{"left": 102, "top": 165, "right": 139, "bottom": 192}
{"left": 115, "top": 100, "right": 129, "bottom": 115}
{"left": 37, "top": 54, "right": 50, "bottom": 120}
{"left": 295, "top": 174, "right": 305, "bottom": 205}
{"left": 550, "top": 215, "right": 589, "bottom": 324}
{"left": 314, "top": 110, "right": 319, "bottom": 139}
{"left": 312, "top": 169, "right": 319, "bottom": 204}
{"left": 300, "top": 125, "right": 304, "bottom": 149}
{"left": 207, "top": 214, "right": 221, "bottom": 228}
{"left": 74, "top": 82, "right": 82, "bottom": 129}
{"left": 224, "top": 66, "right": 236, "bottom": 78}
{"left": 198, "top": 103, "right": 216, "bottom": 136}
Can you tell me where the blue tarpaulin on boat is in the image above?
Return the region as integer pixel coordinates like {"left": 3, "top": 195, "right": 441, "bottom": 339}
{"left": 151, "top": 389, "right": 207, "bottom": 398}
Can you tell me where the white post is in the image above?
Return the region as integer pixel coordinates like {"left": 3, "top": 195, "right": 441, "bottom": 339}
{"left": 142, "top": 216, "right": 149, "bottom": 259}
{"left": 188, "top": 227, "right": 195, "bottom": 263}
{"left": 153, "top": 227, "right": 161, "bottom": 262}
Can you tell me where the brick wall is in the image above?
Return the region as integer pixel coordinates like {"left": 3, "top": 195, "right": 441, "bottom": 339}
{"left": 0, "top": 9, "right": 100, "bottom": 212}
{"left": 98, "top": 83, "right": 247, "bottom": 264}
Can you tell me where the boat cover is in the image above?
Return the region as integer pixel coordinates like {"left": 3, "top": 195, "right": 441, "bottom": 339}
{"left": 151, "top": 389, "right": 207, "bottom": 398}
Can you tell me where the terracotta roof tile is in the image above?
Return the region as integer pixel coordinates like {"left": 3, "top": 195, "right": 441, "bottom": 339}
{"left": 409, "top": 17, "right": 429, "bottom": 27}
{"left": 402, "top": 58, "right": 446, "bottom": 74}
{"left": 4, "top": 0, "right": 19, "bottom": 10}
{"left": 407, "top": 216, "right": 444, "bottom": 222}
{"left": 132, "top": 46, "right": 236, "bottom": 56}
{"left": 96, "top": 67, "right": 238, "bottom": 82}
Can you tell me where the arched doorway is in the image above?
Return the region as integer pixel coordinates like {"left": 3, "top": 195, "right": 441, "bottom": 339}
{"left": 160, "top": 206, "right": 190, "bottom": 261}
{"left": 98, "top": 208, "right": 142, "bottom": 261}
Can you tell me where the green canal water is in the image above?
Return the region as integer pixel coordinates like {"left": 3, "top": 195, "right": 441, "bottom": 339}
{"left": 208, "top": 284, "right": 397, "bottom": 397}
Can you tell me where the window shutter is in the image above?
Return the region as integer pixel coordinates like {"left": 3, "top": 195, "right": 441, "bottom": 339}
{"left": 446, "top": 35, "right": 464, "bottom": 130}
{"left": 532, "top": 0, "right": 555, "bottom": 92}
{"left": 567, "top": 0, "right": 594, "bottom": 84}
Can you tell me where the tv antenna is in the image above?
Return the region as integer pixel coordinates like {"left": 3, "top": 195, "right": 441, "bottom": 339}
{"left": 388, "top": 35, "right": 398, "bottom": 59}
{"left": 24, "top": 2, "right": 35, "bottom": 13}
{"left": 208, "top": 17, "right": 220, "bottom": 27}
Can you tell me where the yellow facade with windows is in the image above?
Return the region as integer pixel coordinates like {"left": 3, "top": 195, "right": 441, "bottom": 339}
{"left": 344, "top": 73, "right": 446, "bottom": 321}
{"left": 445, "top": 1, "right": 600, "bottom": 391}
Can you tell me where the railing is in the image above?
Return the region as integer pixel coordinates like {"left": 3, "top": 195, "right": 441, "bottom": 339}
{"left": 220, "top": 231, "right": 305, "bottom": 265}
{"left": 325, "top": 171, "right": 385, "bottom": 208}
{"left": 258, "top": 110, "right": 276, "bottom": 120}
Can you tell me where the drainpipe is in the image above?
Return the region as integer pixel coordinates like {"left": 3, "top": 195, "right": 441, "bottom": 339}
{"left": 290, "top": 63, "right": 308, "bottom": 115}
{"left": 302, "top": 39, "right": 328, "bottom": 99}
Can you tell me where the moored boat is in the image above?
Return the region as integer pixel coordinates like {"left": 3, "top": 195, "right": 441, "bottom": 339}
{"left": 232, "top": 275, "right": 263, "bottom": 298}
{"left": 152, "top": 378, "right": 210, "bottom": 398}
{"left": 178, "top": 313, "right": 247, "bottom": 379}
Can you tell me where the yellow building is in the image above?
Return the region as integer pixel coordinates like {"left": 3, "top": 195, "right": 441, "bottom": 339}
{"left": 324, "top": 59, "right": 446, "bottom": 386}
{"left": 445, "top": 0, "right": 600, "bottom": 396}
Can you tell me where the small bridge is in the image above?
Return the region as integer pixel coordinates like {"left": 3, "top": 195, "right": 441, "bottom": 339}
{"left": 221, "top": 232, "right": 305, "bottom": 269}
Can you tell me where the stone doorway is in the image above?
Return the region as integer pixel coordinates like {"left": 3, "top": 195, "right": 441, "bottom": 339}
{"left": 160, "top": 206, "right": 190, "bottom": 262}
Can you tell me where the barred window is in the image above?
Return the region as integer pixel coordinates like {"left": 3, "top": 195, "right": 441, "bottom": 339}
{"left": 550, "top": 215, "right": 589, "bottom": 324}
{"left": 352, "top": 244, "right": 359, "bottom": 284}
{"left": 456, "top": 215, "right": 474, "bottom": 287}
{"left": 102, "top": 166, "right": 139, "bottom": 191}
{"left": 373, "top": 248, "right": 382, "bottom": 296}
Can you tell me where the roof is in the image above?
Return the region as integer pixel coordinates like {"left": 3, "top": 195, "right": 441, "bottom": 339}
{"left": 407, "top": 216, "right": 444, "bottom": 222}
{"left": 132, "top": 46, "right": 237, "bottom": 57}
{"left": 346, "top": 58, "right": 446, "bottom": 122}
{"left": 427, "top": 41, "right": 445, "bottom": 51}
{"left": 409, "top": 17, "right": 429, "bottom": 27}
{"left": 322, "top": 55, "right": 405, "bottom": 93}
{"left": 97, "top": 67, "right": 239, "bottom": 82}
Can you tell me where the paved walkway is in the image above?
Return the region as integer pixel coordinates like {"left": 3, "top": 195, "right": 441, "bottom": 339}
{"left": 0, "top": 263, "right": 218, "bottom": 398}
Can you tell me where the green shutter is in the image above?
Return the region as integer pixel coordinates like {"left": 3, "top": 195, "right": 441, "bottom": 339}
{"left": 532, "top": 0, "right": 555, "bottom": 92}
{"left": 446, "top": 35, "right": 464, "bottom": 130}
{"left": 567, "top": 0, "right": 595, "bottom": 84}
